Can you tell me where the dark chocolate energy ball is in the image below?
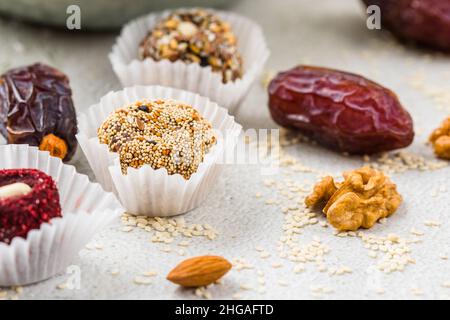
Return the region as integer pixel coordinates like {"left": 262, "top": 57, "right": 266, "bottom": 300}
{"left": 0, "top": 63, "right": 78, "bottom": 161}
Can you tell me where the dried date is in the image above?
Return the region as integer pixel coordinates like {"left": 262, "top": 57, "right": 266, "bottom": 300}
{"left": 362, "top": 0, "right": 450, "bottom": 52}
{"left": 268, "top": 66, "right": 414, "bottom": 154}
{"left": 0, "top": 63, "right": 78, "bottom": 161}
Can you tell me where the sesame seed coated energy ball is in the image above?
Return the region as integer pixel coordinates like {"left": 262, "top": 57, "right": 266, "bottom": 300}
{"left": 98, "top": 99, "right": 217, "bottom": 180}
{"left": 138, "top": 9, "right": 243, "bottom": 84}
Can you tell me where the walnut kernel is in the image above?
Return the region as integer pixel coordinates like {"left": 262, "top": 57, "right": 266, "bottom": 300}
{"left": 305, "top": 167, "right": 402, "bottom": 231}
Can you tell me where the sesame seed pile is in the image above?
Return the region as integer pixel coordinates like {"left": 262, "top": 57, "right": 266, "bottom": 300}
{"left": 139, "top": 9, "right": 243, "bottom": 83}
{"left": 98, "top": 99, "right": 216, "bottom": 180}
{"left": 359, "top": 232, "right": 416, "bottom": 273}
{"left": 366, "top": 151, "right": 448, "bottom": 173}
{"left": 278, "top": 128, "right": 448, "bottom": 174}
{"left": 407, "top": 70, "right": 450, "bottom": 113}
{"left": 121, "top": 213, "right": 218, "bottom": 245}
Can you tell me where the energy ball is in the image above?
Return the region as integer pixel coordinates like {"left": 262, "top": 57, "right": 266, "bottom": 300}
{"left": 98, "top": 99, "right": 217, "bottom": 180}
{"left": 0, "top": 63, "right": 78, "bottom": 161}
{"left": 139, "top": 9, "right": 243, "bottom": 84}
{"left": 0, "top": 169, "right": 62, "bottom": 244}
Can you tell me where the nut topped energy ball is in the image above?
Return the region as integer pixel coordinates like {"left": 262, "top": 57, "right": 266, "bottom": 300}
{"left": 98, "top": 99, "right": 217, "bottom": 180}
{"left": 139, "top": 9, "right": 243, "bottom": 84}
{"left": 0, "top": 169, "right": 62, "bottom": 244}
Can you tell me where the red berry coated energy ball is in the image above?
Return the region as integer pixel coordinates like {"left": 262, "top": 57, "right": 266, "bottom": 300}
{"left": 362, "top": 0, "right": 450, "bottom": 52}
{"left": 268, "top": 65, "right": 414, "bottom": 155}
{"left": 0, "top": 169, "right": 62, "bottom": 245}
{"left": 0, "top": 63, "right": 78, "bottom": 161}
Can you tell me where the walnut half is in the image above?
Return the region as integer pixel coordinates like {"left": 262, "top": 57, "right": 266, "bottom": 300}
{"left": 305, "top": 167, "right": 402, "bottom": 231}
{"left": 430, "top": 117, "right": 450, "bottom": 160}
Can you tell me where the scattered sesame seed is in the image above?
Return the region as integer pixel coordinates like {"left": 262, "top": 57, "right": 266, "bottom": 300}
{"left": 56, "top": 283, "right": 67, "bottom": 290}
{"left": 278, "top": 280, "right": 289, "bottom": 287}
{"left": 134, "top": 277, "right": 153, "bottom": 285}
{"left": 388, "top": 234, "right": 400, "bottom": 243}
{"left": 240, "top": 284, "right": 252, "bottom": 291}
{"left": 375, "top": 288, "right": 385, "bottom": 295}
{"left": 411, "top": 287, "right": 423, "bottom": 296}
{"left": 232, "top": 258, "right": 254, "bottom": 271}
{"left": 232, "top": 293, "right": 243, "bottom": 300}
{"left": 409, "top": 228, "right": 424, "bottom": 236}
{"left": 271, "top": 262, "right": 283, "bottom": 269}
{"left": 336, "top": 232, "right": 348, "bottom": 238}
{"left": 319, "top": 221, "right": 328, "bottom": 228}
{"left": 178, "top": 240, "right": 190, "bottom": 247}
{"left": 110, "top": 269, "right": 120, "bottom": 276}
{"left": 424, "top": 220, "right": 441, "bottom": 227}
{"left": 260, "top": 252, "right": 271, "bottom": 259}
{"left": 161, "top": 246, "right": 172, "bottom": 253}
{"left": 142, "top": 270, "right": 158, "bottom": 277}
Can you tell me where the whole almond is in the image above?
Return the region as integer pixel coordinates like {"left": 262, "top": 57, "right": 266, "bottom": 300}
{"left": 167, "top": 256, "right": 232, "bottom": 288}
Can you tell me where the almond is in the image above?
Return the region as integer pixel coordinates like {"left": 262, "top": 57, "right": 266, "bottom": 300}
{"left": 167, "top": 256, "right": 232, "bottom": 287}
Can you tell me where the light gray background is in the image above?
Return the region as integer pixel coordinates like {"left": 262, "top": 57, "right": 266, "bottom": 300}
{"left": 0, "top": 0, "right": 449, "bottom": 300}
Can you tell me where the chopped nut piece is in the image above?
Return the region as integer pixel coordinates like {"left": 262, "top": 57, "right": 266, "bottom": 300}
{"left": 430, "top": 117, "right": 450, "bottom": 160}
{"left": 305, "top": 167, "right": 402, "bottom": 231}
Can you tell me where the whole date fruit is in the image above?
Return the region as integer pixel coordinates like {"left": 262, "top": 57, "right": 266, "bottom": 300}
{"left": 0, "top": 63, "right": 77, "bottom": 161}
{"left": 362, "top": 0, "right": 450, "bottom": 52}
{"left": 268, "top": 66, "right": 414, "bottom": 154}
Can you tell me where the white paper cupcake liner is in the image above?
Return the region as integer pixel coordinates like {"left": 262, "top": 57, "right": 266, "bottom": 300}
{"left": 109, "top": 8, "right": 270, "bottom": 113}
{"left": 0, "top": 145, "right": 123, "bottom": 286}
{"left": 77, "top": 85, "right": 242, "bottom": 217}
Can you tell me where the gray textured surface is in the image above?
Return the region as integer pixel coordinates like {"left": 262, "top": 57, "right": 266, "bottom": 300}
{"left": 1, "top": 0, "right": 450, "bottom": 300}
{"left": 0, "top": 0, "right": 239, "bottom": 30}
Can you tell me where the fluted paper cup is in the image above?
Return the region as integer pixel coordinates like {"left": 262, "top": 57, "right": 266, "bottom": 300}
{"left": 77, "top": 85, "right": 242, "bottom": 217}
{"left": 109, "top": 9, "right": 270, "bottom": 113}
{"left": 0, "top": 145, "right": 123, "bottom": 286}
